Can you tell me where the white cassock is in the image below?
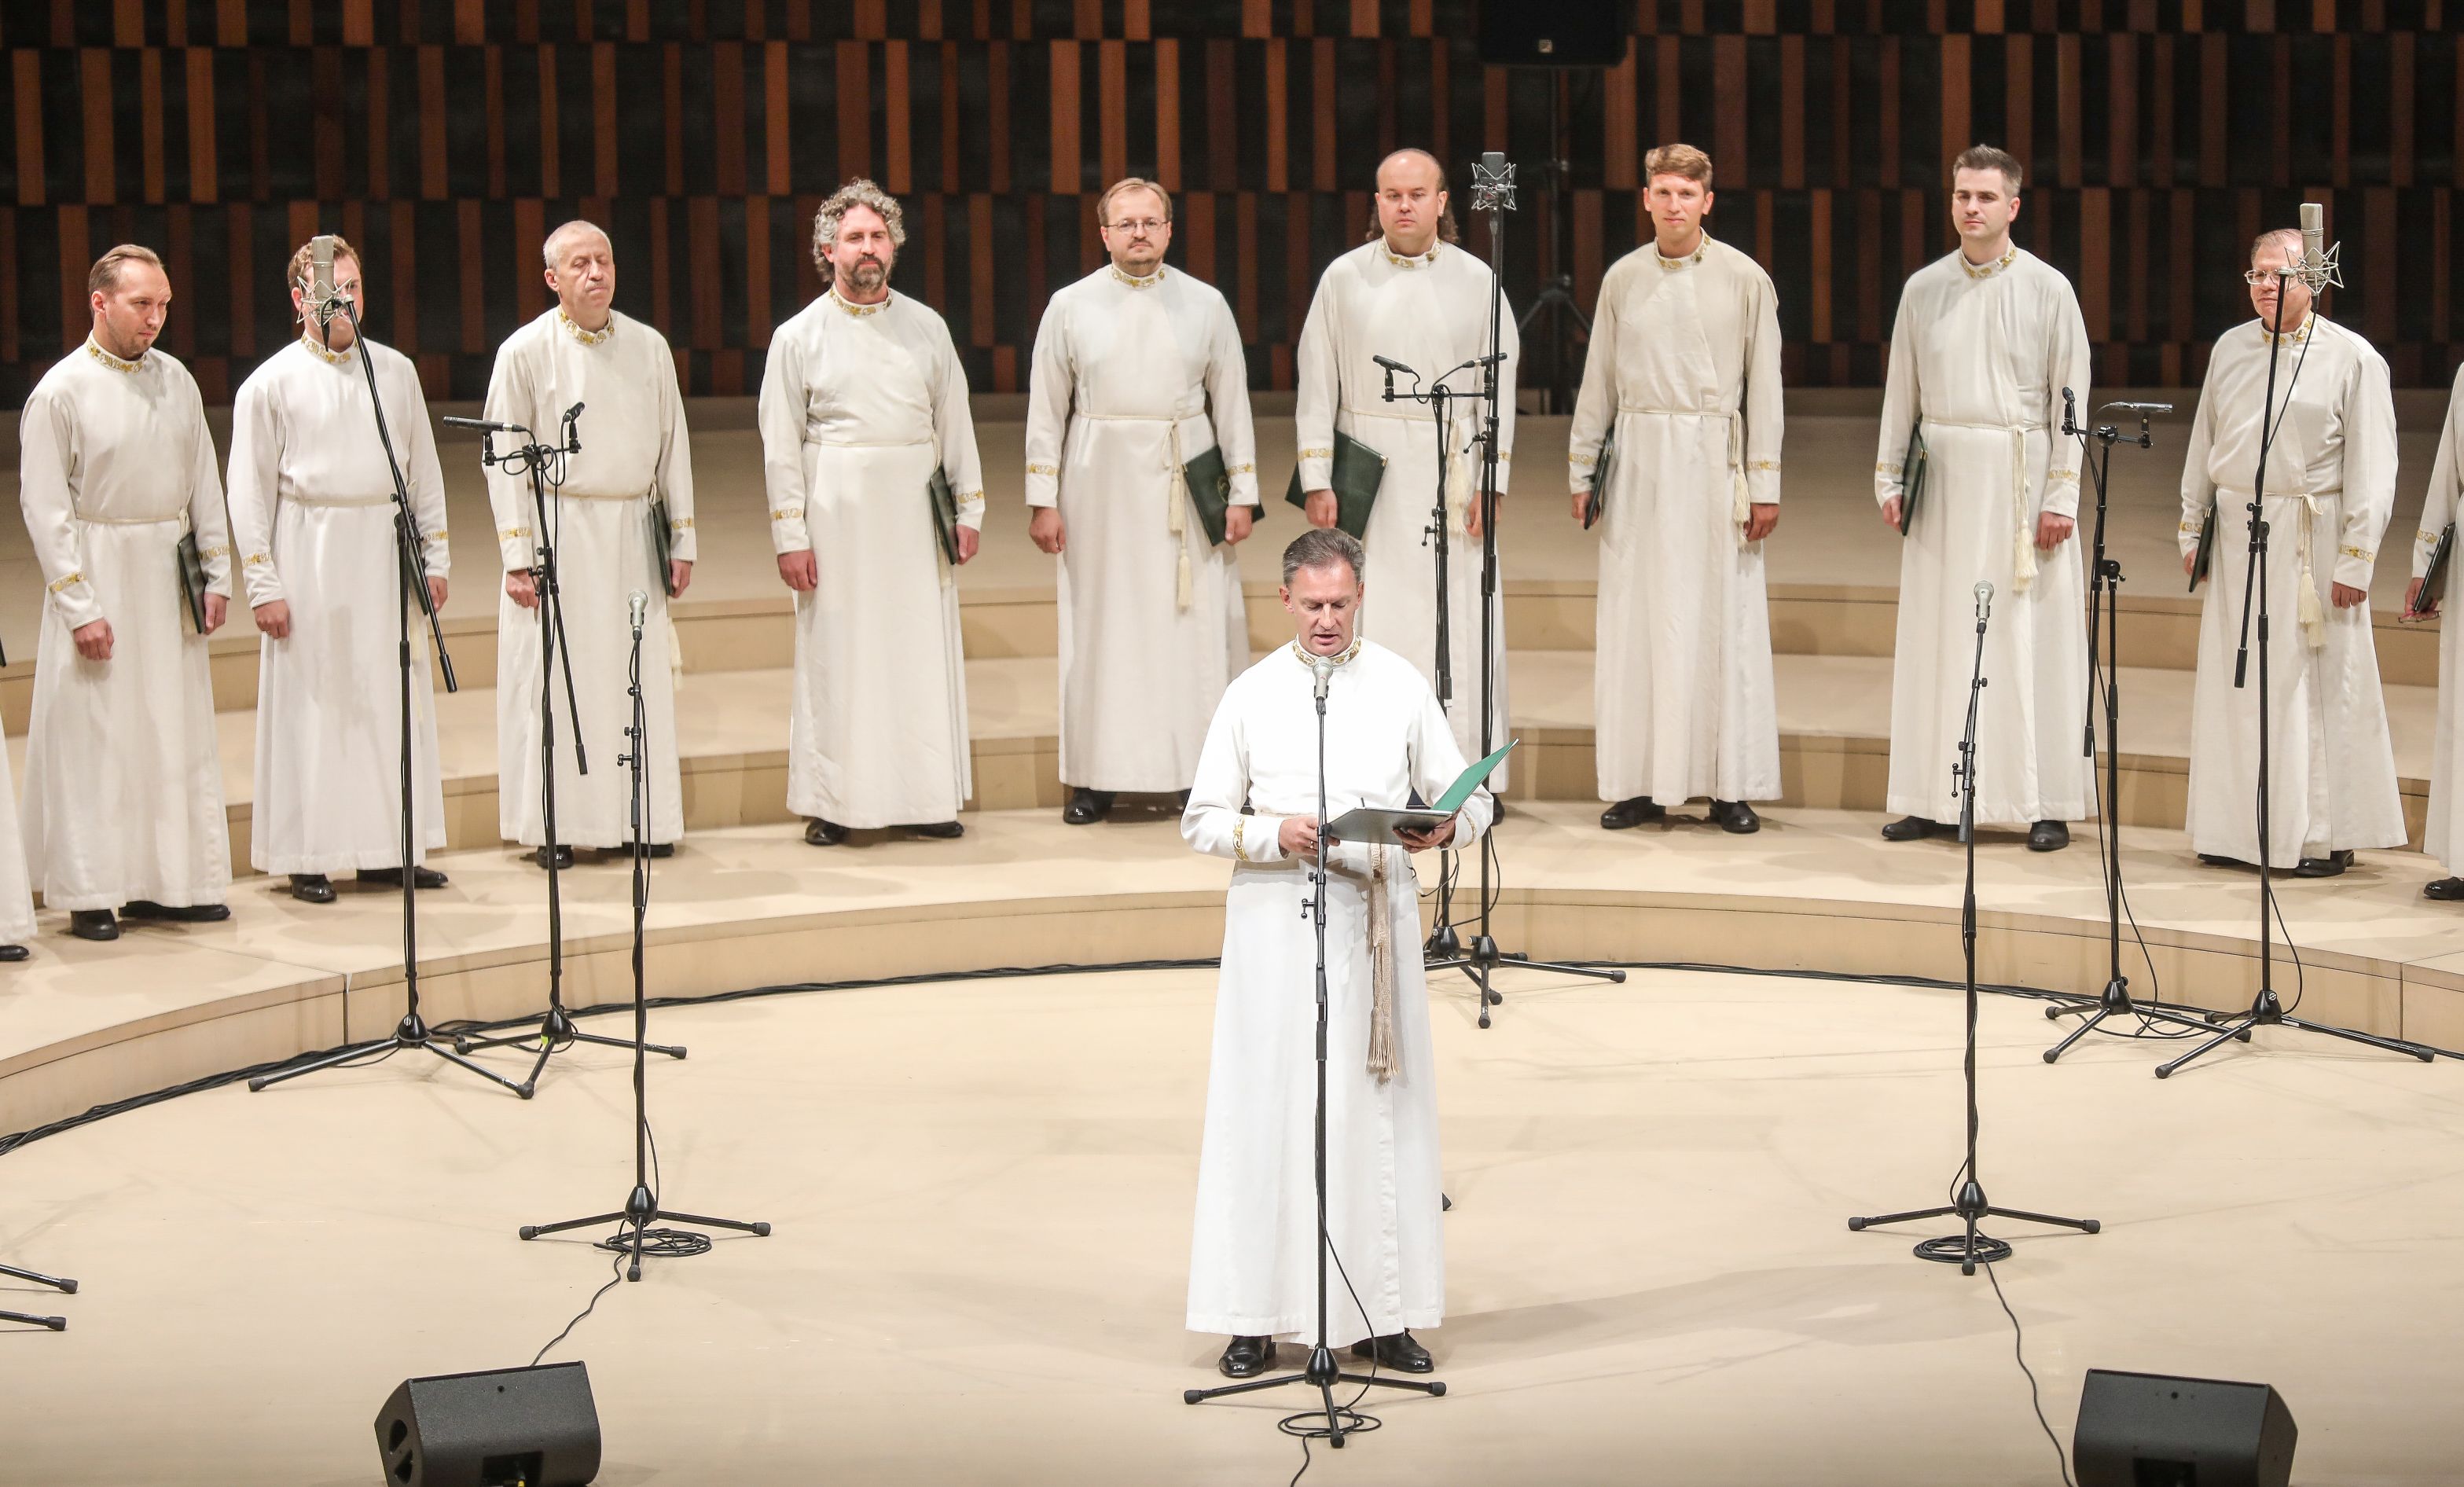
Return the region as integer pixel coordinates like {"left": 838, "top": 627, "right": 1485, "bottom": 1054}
{"left": 1025, "top": 263, "right": 1260, "bottom": 795}
{"left": 0, "top": 742, "right": 36, "bottom": 944}
{"left": 1181, "top": 638, "right": 1493, "bottom": 1346}
{"left": 2418, "top": 365, "right": 2464, "bottom": 876}
{"left": 483, "top": 307, "right": 694, "bottom": 850}
{"left": 227, "top": 336, "right": 450, "bottom": 875}
{"left": 2179, "top": 314, "right": 2403, "bottom": 867}
{"left": 1875, "top": 248, "right": 2090, "bottom": 827}
{"left": 1295, "top": 240, "right": 1515, "bottom": 786}
{"left": 16, "top": 338, "right": 233, "bottom": 911}
{"left": 760, "top": 287, "right": 984, "bottom": 828}
{"left": 1567, "top": 237, "right": 1784, "bottom": 805}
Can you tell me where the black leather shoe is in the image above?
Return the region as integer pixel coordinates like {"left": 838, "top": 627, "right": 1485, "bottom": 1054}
{"left": 804, "top": 818, "right": 848, "bottom": 846}
{"left": 1709, "top": 800, "right": 1761, "bottom": 834}
{"left": 1062, "top": 788, "right": 1115, "bottom": 825}
{"left": 1176, "top": 788, "right": 1191, "bottom": 809}
{"left": 2197, "top": 853, "right": 2250, "bottom": 869}
{"left": 123, "top": 900, "right": 230, "bottom": 923}
{"left": 1217, "top": 1335, "right": 1274, "bottom": 1378}
{"left": 0, "top": 943, "right": 28, "bottom": 962}
{"left": 1600, "top": 796, "right": 1663, "bottom": 830}
{"left": 1351, "top": 1331, "right": 1434, "bottom": 1373}
{"left": 2427, "top": 877, "right": 2464, "bottom": 901}
{"left": 2028, "top": 821, "right": 2070, "bottom": 852}
{"left": 626, "top": 842, "right": 676, "bottom": 859}
{"left": 68, "top": 910, "right": 119, "bottom": 942}
{"left": 2293, "top": 850, "right": 2352, "bottom": 879}
{"left": 912, "top": 821, "right": 965, "bottom": 839}
{"left": 288, "top": 874, "right": 336, "bottom": 904}
{"left": 532, "top": 845, "right": 575, "bottom": 869}
{"left": 1881, "top": 815, "right": 1937, "bottom": 842}
{"left": 359, "top": 866, "right": 450, "bottom": 889}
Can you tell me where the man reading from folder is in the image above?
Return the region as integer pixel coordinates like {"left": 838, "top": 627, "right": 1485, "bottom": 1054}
{"left": 1181, "top": 527, "right": 1495, "bottom": 1382}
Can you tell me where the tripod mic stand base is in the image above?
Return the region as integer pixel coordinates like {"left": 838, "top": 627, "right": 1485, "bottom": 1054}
{"left": 1430, "top": 935, "right": 1626, "bottom": 1029}
{"left": 2041, "top": 975, "right": 2223, "bottom": 1063}
{"left": 1182, "top": 1347, "right": 1445, "bottom": 1437}
{"left": 2154, "top": 987, "right": 2434, "bottom": 1078}
{"left": 520, "top": 1189, "right": 769, "bottom": 1283}
{"left": 248, "top": 1011, "right": 533, "bottom": 1097}
{"left": 0, "top": 1258, "right": 75, "bottom": 1331}
{"left": 455, "top": 1002, "right": 686, "bottom": 1086}
{"left": 1850, "top": 1180, "right": 2099, "bottom": 1278}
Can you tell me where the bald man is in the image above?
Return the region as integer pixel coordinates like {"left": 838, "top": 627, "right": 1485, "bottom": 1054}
{"left": 483, "top": 221, "right": 696, "bottom": 867}
{"left": 1294, "top": 149, "right": 1517, "bottom": 784}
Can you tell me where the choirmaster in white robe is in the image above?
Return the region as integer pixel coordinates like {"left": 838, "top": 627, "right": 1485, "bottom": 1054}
{"left": 2416, "top": 362, "right": 2464, "bottom": 877}
{"left": 1875, "top": 247, "right": 2090, "bottom": 828}
{"left": 483, "top": 307, "right": 694, "bottom": 850}
{"left": 1181, "top": 637, "right": 1494, "bottom": 1346}
{"left": 1568, "top": 236, "right": 1784, "bottom": 805}
{"left": 759, "top": 287, "right": 985, "bottom": 829}
{"left": 2179, "top": 314, "right": 2403, "bottom": 867}
{"left": 1025, "top": 263, "right": 1260, "bottom": 795}
{"left": 16, "top": 337, "right": 234, "bottom": 912}
{"left": 227, "top": 335, "right": 451, "bottom": 875}
{"left": 1294, "top": 240, "right": 1515, "bottom": 787}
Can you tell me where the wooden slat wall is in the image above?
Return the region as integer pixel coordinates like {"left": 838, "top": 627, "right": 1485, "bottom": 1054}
{"left": 4, "top": 1, "right": 2461, "bottom": 406}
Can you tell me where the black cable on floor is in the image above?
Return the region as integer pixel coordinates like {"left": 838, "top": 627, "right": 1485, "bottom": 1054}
{"left": 531, "top": 1247, "right": 623, "bottom": 1368}
{"left": 1280, "top": 1213, "right": 1390, "bottom": 1482}
{"left": 1985, "top": 1261, "right": 2076, "bottom": 1487}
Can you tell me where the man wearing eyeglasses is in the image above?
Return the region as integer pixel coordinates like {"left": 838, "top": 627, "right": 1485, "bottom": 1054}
{"left": 1023, "top": 178, "right": 1261, "bottom": 825}
{"left": 2176, "top": 228, "right": 2402, "bottom": 878}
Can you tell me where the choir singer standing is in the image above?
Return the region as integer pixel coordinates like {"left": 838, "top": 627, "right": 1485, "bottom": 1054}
{"left": 16, "top": 245, "right": 233, "bottom": 941}
{"left": 1568, "top": 143, "right": 1784, "bottom": 835}
{"left": 1182, "top": 527, "right": 1493, "bottom": 1381}
{"left": 1024, "top": 177, "right": 1261, "bottom": 825}
{"left": 2411, "top": 360, "right": 2464, "bottom": 901}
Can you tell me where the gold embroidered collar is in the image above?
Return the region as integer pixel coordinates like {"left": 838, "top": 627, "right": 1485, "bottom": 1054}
{"left": 83, "top": 337, "right": 143, "bottom": 373}
{"left": 2264, "top": 314, "right": 2316, "bottom": 348}
{"left": 1111, "top": 263, "right": 1166, "bottom": 289}
{"left": 557, "top": 307, "right": 614, "bottom": 346}
{"left": 1380, "top": 240, "right": 1441, "bottom": 270}
{"left": 299, "top": 331, "right": 351, "bottom": 365}
{"left": 1959, "top": 244, "right": 2019, "bottom": 280}
{"left": 1289, "top": 636, "right": 1365, "bottom": 670}
{"left": 1654, "top": 238, "right": 1708, "bottom": 270}
{"left": 828, "top": 285, "right": 891, "bottom": 317}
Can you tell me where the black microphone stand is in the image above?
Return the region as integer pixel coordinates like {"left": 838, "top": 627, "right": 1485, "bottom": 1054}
{"left": 2155, "top": 268, "right": 2433, "bottom": 1077}
{"left": 1184, "top": 655, "right": 1443, "bottom": 1435}
{"left": 1427, "top": 152, "right": 1625, "bottom": 1027}
{"left": 518, "top": 600, "right": 766, "bottom": 1276}
{"left": 1374, "top": 357, "right": 1465, "bottom": 938}
{"left": 2043, "top": 398, "right": 2216, "bottom": 1059}
{"left": 0, "top": 1255, "right": 74, "bottom": 1331}
{"left": 1851, "top": 589, "right": 2099, "bottom": 1271}
{"left": 252, "top": 296, "right": 526, "bottom": 1099}
{"left": 453, "top": 403, "right": 683, "bottom": 1086}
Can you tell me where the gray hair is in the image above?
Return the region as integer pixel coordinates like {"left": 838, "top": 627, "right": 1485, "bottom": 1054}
{"left": 1281, "top": 527, "right": 1366, "bottom": 586}
{"left": 2249, "top": 227, "right": 2304, "bottom": 266}
{"left": 542, "top": 219, "right": 611, "bottom": 270}
{"left": 811, "top": 178, "right": 908, "bottom": 281}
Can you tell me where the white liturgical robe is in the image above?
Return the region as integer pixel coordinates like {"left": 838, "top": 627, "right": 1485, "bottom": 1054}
{"left": 1294, "top": 240, "right": 1515, "bottom": 786}
{"left": 1875, "top": 247, "right": 2090, "bottom": 828}
{"left": 0, "top": 742, "right": 36, "bottom": 945}
{"left": 1567, "top": 237, "right": 1784, "bottom": 805}
{"left": 228, "top": 336, "right": 451, "bottom": 875}
{"left": 1181, "top": 638, "right": 1494, "bottom": 1346}
{"left": 2417, "top": 365, "right": 2464, "bottom": 877}
{"left": 17, "top": 338, "right": 233, "bottom": 911}
{"left": 760, "top": 288, "right": 985, "bottom": 829}
{"left": 483, "top": 307, "right": 695, "bottom": 850}
{"left": 1024, "top": 263, "right": 1259, "bottom": 794}
{"left": 2180, "top": 315, "right": 2402, "bottom": 867}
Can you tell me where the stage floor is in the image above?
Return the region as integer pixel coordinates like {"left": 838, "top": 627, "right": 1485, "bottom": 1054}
{"left": 6, "top": 964, "right": 2462, "bottom": 1484}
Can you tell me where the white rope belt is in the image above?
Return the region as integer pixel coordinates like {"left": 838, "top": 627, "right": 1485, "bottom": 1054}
{"left": 1922, "top": 418, "right": 2048, "bottom": 593}
{"left": 1073, "top": 409, "right": 1204, "bottom": 608}
{"left": 72, "top": 511, "right": 182, "bottom": 526}
{"left": 284, "top": 493, "right": 395, "bottom": 509}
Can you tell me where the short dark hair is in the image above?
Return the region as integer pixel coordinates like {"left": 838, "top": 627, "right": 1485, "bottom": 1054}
{"left": 1950, "top": 144, "right": 2023, "bottom": 194}
{"left": 1282, "top": 527, "right": 1365, "bottom": 586}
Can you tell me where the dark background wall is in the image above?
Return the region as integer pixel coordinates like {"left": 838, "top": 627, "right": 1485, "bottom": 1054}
{"left": 2, "top": 0, "right": 2459, "bottom": 408}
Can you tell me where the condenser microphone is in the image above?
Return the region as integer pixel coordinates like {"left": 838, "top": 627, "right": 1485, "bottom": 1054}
{"left": 1974, "top": 581, "right": 1994, "bottom": 623}
{"left": 1312, "top": 654, "right": 1335, "bottom": 702}
{"left": 2298, "top": 200, "right": 2343, "bottom": 292}
{"left": 439, "top": 415, "right": 525, "bottom": 433}
{"left": 1372, "top": 354, "right": 1415, "bottom": 376}
{"left": 2062, "top": 386, "right": 2077, "bottom": 435}
{"left": 310, "top": 234, "right": 338, "bottom": 328}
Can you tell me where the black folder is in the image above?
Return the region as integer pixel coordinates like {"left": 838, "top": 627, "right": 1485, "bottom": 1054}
{"left": 1582, "top": 424, "right": 1617, "bottom": 531}
{"left": 649, "top": 498, "right": 678, "bottom": 597}
{"left": 1283, "top": 429, "right": 1387, "bottom": 541}
{"left": 2190, "top": 506, "right": 2216, "bottom": 592}
{"left": 2413, "top": 523, "right": 2455, "bottom": 618}
{"left": 176, "top": 531, "right": 209, "bottom": 634}
{"left": 928, "top": 465, "right": 961, "bottom": 564}
{"left": 1183, "top": 443, "right": 1236, "bottom": 546}
{"left": 1895, "top": 423, "right": 1928, "bottom": 536}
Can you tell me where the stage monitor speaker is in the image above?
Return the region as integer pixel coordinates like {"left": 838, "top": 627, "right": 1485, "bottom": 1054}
{"left": 2073, "top": 1368, "right": 2296, "bottom": 1487}
{"left": 1477, "top": 1, "right": 1625, "bottom": 67}
{"left": 374, "top": 1360, "right": 602, "bottom": 1487}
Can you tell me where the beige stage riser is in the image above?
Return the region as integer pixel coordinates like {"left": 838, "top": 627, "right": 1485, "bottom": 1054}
{"left": 0, "top": 583, "right": 2441, "bottom": 729}
{"left": 4, "top": 884, "right": 2451, "bottom": 1141}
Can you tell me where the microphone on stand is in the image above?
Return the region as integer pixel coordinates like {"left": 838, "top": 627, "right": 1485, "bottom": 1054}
{"left": 1975, "top": 581, "right": 1995, "bottom": 624}
{"left": 560, "top": 400, "right": 585, "bottom": 453}
{"left": 1312, "top": 653, "right": 1335, "bottom": 703}
{"left": 310, "top": 234, "right": 338, "bottom": 329}
{"left": 2298, "top": 200, "right": 2343, "bottom": 292}
{"left": 1374, "top": 354, "right": 1412, "bottom": 405}
{"left": 440, "top": 415, "right": 526, "bottom": 434}
{"left": 2061, "top": 386, "right": 2077, "bottom": 436}
{"left": 628, "top": 590, "right": 648, "bottom": 631}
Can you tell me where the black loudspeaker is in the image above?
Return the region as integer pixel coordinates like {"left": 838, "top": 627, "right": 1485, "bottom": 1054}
{"left": 374, "top": 1361, "right": 603, "bottom": 1487}
{"left": 2073, "top": 1368, "right": 2297, "bottom": 1487}
{"left": 1477, "top": 1, "right": 1625, "bottom": 67}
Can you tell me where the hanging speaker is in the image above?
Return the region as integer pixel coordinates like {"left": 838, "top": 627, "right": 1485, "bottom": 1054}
{"left": 2073, "top": 1368, "right": 2297, "bottom": 1487}
{"left": 374, "top": 1361, "right": 602, "bottom": 1487}
{"left": 1478, "top": 1, "right": 1625, "bottom": 67}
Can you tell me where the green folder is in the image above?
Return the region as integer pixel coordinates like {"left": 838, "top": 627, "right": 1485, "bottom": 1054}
{"left": 1283, "top": 429, "right": 1387, "bottom": 541}
{"left": 1182, "top": 443, "right": 1235, "bottom": 546}
{"left": 1895, "top": 423, "right": 1928, "bottom": 536}
{"left": 1582, "top": 424, "right": 1617, "bottom": 531}
{"left": 1323, "top": 740, "right": 1518, "bottom": 846}
{"left": 176, "top": 531, "right": 208, "bottom": 634}
{"left": 927, "top": 465, "right": 960, "bottom": 564}
{"left": 649, "top": 498, "right": 678, "bottom": 597}
{"left": 2190, "top": 505, "right": 2217, "bottom": 593}
{"left": 2412, "top": 522, "right": 2454, "bottom": 617}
